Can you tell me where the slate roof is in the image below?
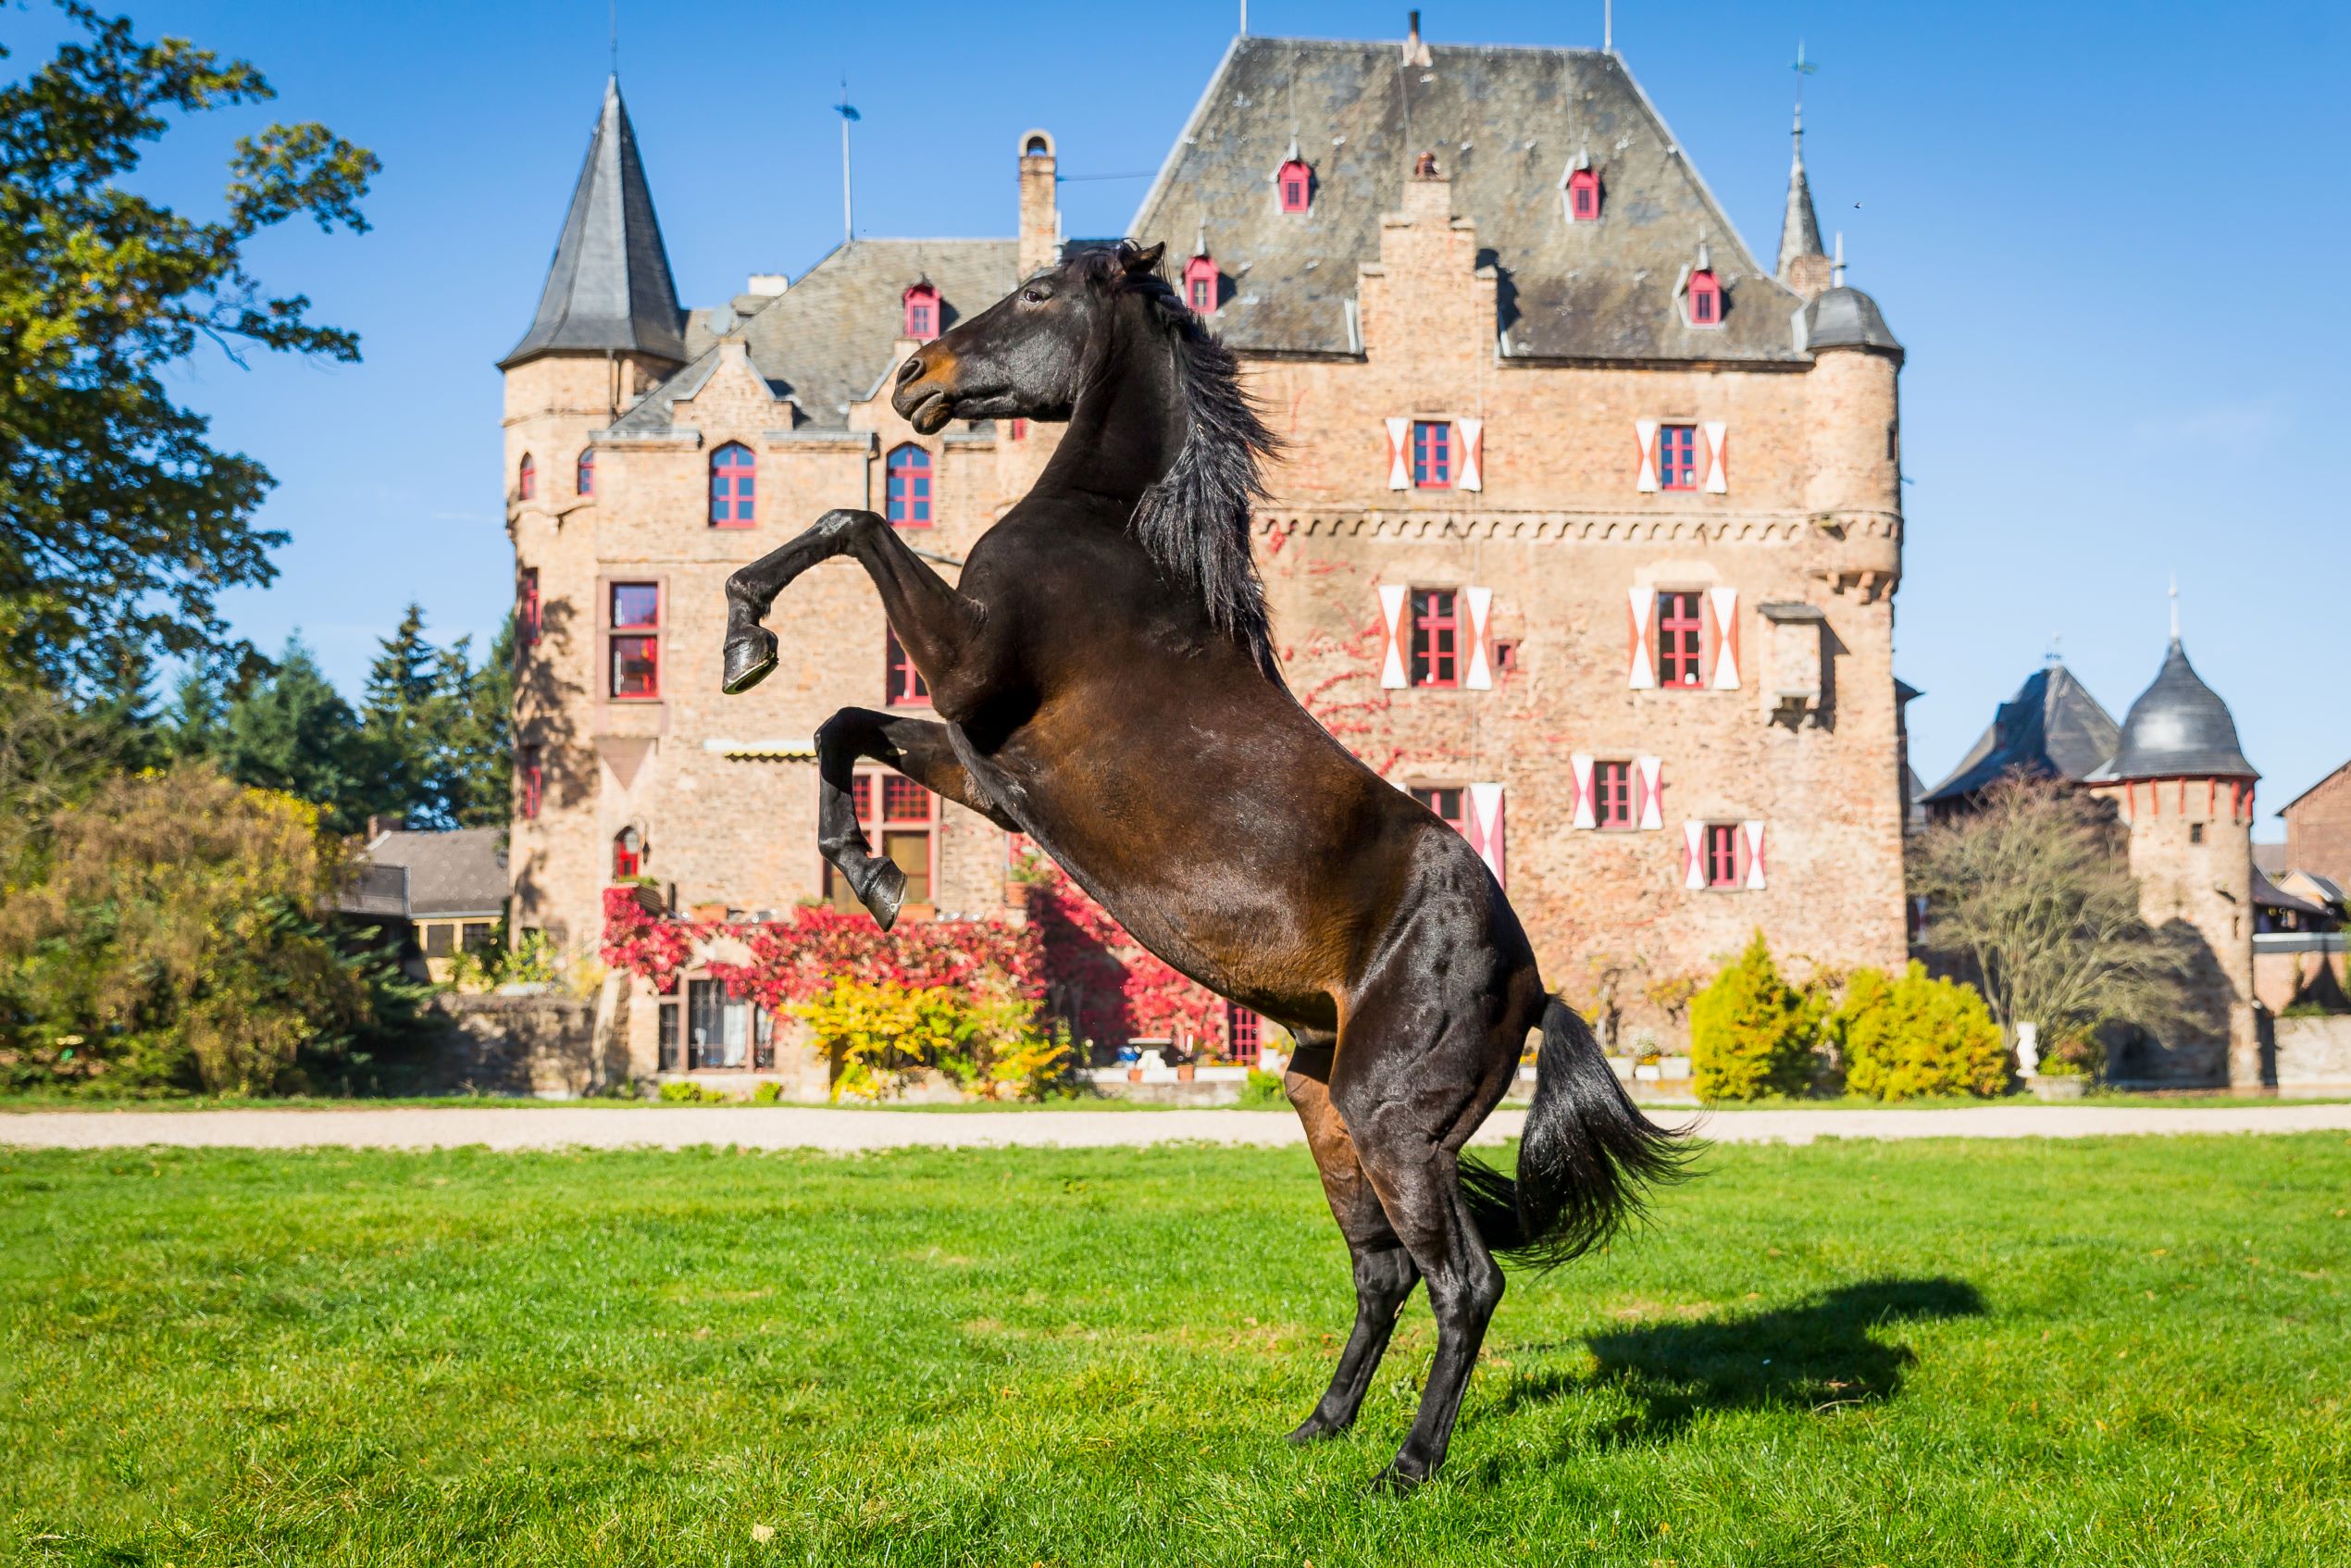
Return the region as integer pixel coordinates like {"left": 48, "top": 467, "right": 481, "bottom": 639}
{"left": 2253, "top": 866, "right": 2331, "bottom": 920}
{"left": 1923, "top": 661, "right": 2121, "bottom": 804}
{"left": 1126, "top": 36, "right": 1808, "bottom": 364}
{"left": 501, "top": 78, "right": 687, "bottom": 369}
{"left": 2091, "top": 639, "right": 2258, "bottom": 782}
{"left": 1799, "top": 284, "right": 1901, "bottom": 357}
{"left": 364, "top": 828, "right": 509, "bottom": 918}
{"left": 606, "top": 239, "right": 1018, "bottom": 433}
{"left": 1776, "top": 113, "right": 1824, "bottom": 276}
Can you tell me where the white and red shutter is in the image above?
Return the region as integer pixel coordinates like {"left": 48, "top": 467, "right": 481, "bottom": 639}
{"left": 1570, "top": 753, "right": 1596, "bottom": 829}
{"left": 1625, "top": 585, "right": 1656, "bottom": 690}
{"left": 1742, "top": 819, "right": 1768, "bottom": 890}
{"left": 1377, "top": 583, "right": 1409, "bottom": 689}
{"left": 1636, "top": 755, "right": 1664, "bottom": 830}
{"left": 1635, "top": 418, "right": 1660, "bottom": 492}
{"left": 1468, "top": 782, "right": 1506, "bottom": 886}
{"left": 1463, "top": 586, "right": 1494, "bottom": 690}
{"left": 1385, "top": 417, "right": 1412, "bottom": 490}
{"left": 1681, "top": 821, "right": 1706, "bottom": 890}
{"left": 1457, "top": 417, "right": 1485, "bottom": 492}
{"left": 1708, "top": 585, "right": 1740, "bottom": 690}
{"left": 1703, "top": 420, "right": 1729, "bottom": 493}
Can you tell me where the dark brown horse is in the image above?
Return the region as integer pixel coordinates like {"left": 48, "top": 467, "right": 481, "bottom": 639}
{"left": 720, "top": 240, "right": 1685, "bottom": 1489}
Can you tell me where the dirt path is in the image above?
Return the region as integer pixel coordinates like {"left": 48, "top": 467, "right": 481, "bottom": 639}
{"left": 5, "top": 1101, "right": 2350, "bottom": 1152}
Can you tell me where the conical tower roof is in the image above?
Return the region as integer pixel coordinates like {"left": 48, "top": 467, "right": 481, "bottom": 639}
{"left": 2096, "top": 639, "right": 2258, "bottom": 782}
{"left": 500, "top": 78, "right": 687, "bottom": 369}
{"left": 1775, "top": 107, "right": 1824, "bottom": 278}
{"left": 1923, "top": 660, "right": 2121, "bottom": 805}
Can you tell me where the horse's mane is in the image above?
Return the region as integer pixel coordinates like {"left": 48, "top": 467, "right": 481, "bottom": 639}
{"left": 1072, "top": 244, "right": 1282, "bottom": 682}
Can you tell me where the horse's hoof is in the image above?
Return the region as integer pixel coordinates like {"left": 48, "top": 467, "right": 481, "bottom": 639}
{"left": 1368, "top": 1460, "right": 1429, "bottom": 1496}
{"left": 722, "top": 628, "right": 778, "bottom": 694}
{"left": 860, "top": 859, "right": 907, "bottom": 930}
{"left": 1286, "top": 1413, "right": 1349, "bottom": 1446}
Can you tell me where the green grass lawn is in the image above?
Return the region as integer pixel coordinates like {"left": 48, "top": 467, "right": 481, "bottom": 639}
{"left": 5, "top": 1138, "right": 2348, "bottom": 1566}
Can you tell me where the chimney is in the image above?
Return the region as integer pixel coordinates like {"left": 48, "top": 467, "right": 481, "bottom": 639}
{"left": 1017, "top": 129, "right": 1059, "bottom": 277}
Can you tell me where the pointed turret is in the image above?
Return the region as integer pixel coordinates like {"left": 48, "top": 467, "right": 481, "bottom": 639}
{"left": 501, "top": 78, "right": 687, "bottom": 369}
{"left": 1776, "top": 107, "right": 1832, "bottom": 298}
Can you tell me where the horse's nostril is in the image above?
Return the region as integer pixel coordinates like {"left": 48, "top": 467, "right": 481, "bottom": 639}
{"left": 897, "top": 355, "right": 925, "bottom": 384}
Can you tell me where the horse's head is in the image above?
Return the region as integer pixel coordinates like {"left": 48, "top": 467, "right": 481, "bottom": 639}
{"left": 891, "top": 239, "right": 1168, "bottom": 434}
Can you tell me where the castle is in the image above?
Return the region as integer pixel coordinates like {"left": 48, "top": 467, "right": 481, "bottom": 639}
{"left": 500, "top": 29, "right": 1915, "bottom": 1083}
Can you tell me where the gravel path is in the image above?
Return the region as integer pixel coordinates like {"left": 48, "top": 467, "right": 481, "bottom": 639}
{"left": 5, "top": 1101, "right": 2350, "bottom": 1152}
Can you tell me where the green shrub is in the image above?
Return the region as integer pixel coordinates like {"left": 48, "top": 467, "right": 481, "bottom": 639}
{"left": 656, "top": 1080, "right": 733, "bottom": 1104}
{"left": 750, "top": 1080, "right": 784, "bottom": 1104}
{"left": 1689, "top": 931, "right": 1822, "bottom": 1102}
{"left": 1834, "top": 963, "right": 2009, "bottom": 1101}
{"left": 790, "top": 979, "right": 1070, "bottom": 1101}
{"left": 1236, "top": 1067, "right": 1287, "bottom": 1109}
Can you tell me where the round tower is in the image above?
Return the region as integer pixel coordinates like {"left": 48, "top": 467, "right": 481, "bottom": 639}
{"left": 2084, "top": 629, "right": 2261, "bottom": 1087}
{"left": 1800, "top": 245, "right": 1903, "bottom": 598}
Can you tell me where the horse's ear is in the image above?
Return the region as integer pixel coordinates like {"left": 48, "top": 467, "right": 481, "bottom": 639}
{"left": 1120, "top": 240, "right": 1166, "bottom": 276}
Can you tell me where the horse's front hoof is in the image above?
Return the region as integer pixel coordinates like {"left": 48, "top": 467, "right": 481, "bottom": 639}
{"left": 722, "top": 628, "right": 779, "bottom": 694}
{"left": 1286, "top": 1412, "right": 1350, "bottom": 1446}
{"left": 859, "top": 858, "right": 907, "bottom": 930}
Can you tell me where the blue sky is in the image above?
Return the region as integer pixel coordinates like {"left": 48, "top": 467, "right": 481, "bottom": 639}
{"left": 13, "top": 1, "right": 2347, "bottom": 832}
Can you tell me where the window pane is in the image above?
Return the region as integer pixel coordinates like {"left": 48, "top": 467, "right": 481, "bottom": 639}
{"left": 422, "top": 922, "right": 454, "bottom": 956}
{"left": 657, "top": 1002, "right": 679, "bottom": 1072}
{"left": 612, "top": 583, "right": 658, "bottom": 628}
{"left": 611, "top": 634, "right": 659, "bottom": 698}
{"left": 883, "top": 829, "right": 930, "bottom": 904}
{"left": 883, "top": 776, "right": 929, "bottom": 823}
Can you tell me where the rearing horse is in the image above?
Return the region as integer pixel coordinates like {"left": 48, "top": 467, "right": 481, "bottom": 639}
{"left": 720, "top": 240, "right": 1685, "bottom": 1489}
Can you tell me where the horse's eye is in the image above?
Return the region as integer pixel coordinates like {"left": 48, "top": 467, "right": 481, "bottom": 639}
{"left": 1021, "top": 287, "right": 1050, "bottom": 305}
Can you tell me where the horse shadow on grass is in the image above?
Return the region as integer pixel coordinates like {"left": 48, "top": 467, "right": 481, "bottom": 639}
{"left": 1494, "top": 1276, "right": 1986, "bottom": 1452}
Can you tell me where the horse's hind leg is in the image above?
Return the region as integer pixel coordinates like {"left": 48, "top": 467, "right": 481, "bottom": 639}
{"left": 1284, "top": 1031, "right": 1421, "bottom": 1443}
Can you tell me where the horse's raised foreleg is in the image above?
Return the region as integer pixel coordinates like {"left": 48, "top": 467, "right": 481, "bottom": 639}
{"left": 1284, "top": 1032, "right": 1423, "bottom": 1445}
{"left": 723, "top": 508, "right": 984, "bottom": 698}
{"left": 814, "top": 707, "right": 1018, "bottom": 928}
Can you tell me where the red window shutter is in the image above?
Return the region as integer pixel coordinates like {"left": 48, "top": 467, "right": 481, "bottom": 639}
{"left": 1681, "top": 821, "right": 1705, "bottom": 890}
{"left": 1457, "top": 417, "right": 1485, "bottom": 491}
{"left": 1703, "top": 421, "right": 1729, "bottom": 493}
{"left": 1708, "top": 586, "right": 1740, "bottom": 690}
{"left": 1626, "top": 585, "right": 1656, "bottom": 690}
{"left": 1570, "top": 753, "right": 1596, "bottom": 829}
{"left": 1634, "top": 418, "right": 1660, "bottom": 492}
{"left": 1742, "top": 820, "right": 1767, "bottom": 890}
{"left": 1636, "top": 755, "right": 1663, "bottom": 830}
{"left": 1377, "top": 584, "right": 1409, "bottom": 689}
{"left": 1468, "top": 783, "right": 1506, "bottom": 887}
{"left": 1385, "top": 417, "right": 1411, "bottom": 490}
{"left": 1463, "top": 586, "right": 1494, "bottom": 690}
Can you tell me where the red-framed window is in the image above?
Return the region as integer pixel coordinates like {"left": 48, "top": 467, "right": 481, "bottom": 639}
{"left": 1411, "top": 785, "right": 1467, "bottom": 834}
{"left": 824, "top": 773, "right": 938, "bottom": 911}
{"left": 902, "top": 281, "right": 939, "bottom": 341}
{"left": 1704, "top": 822, "right": 1741, "bottom": 889}
{"left": 613, "top": 827, "right": 642, "bottom": 881}
{"left": 609, "top": 580, "right": 661, "bottom": 699}
{"left": 886, "top": 626, "right": 929, "bottom": 707}
{"left": 1008, "top": 418, "right": 1028, "bottom": 442}
{"left": 1276, "top": 159, "right": 1312, "bottom": 214}
{"left": 518, "top": 566, "right": 541, "bottom": 650}
{"left": 683, "top": 977, "right": 776, "bottom": 1071}
{"left": 1686, "top": 269, "right": 1722, "bottom": 327}
{"left": 1657, "top": 424, "right": 1699, "bottom": 491}
{"left": 1410, "top": 589, "right": 1459, "bottom": 688}
{"left": 516, "top": 454, "right": 536, "bottom": 501}
{"left": 1184, "top": 254, "right": 1218, "bottom": 314}
{"left": 709, "top": 442, "right": 755, "bottom": 527}
{"left": 576, "top": 447, "right": 595, "bottom": 497}
{"left": 1656, "top": 591, "right": 1704, "bottom": 688}
{"left": 885, "top": 442, "right": 933, "bottom": 526}
{"left": 517, "top": 745, "right": 542, "bottom": 820}
{"left": 1412, "top": 420, "right": 1452, "bottom": 488}
{"left": 1595, "top": 760, "right": 1635, "bottom": 829}
{"left": 1567, "top": 168, "right": 1600, "bottom": 221}
{"left": 1226, "top": 1002, "right": 1263, "bottom": 1064}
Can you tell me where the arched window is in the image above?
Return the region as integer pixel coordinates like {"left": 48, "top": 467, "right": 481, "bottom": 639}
{"left": 902, "top": 281, "right": 939, "bottom": 342}
{"left": 516, "top": 454, "right": 536, "bottom": 501}
{"left": 1686, "top": 269, "right": 1723, "bottom": 327}
{"left": 1276, "top": 158, "right": 1312, "bottom": 214}
{"left": 709, "top": 442, "right": 755, "bottom": 526}
{"left": 576, "top": 447, "right": 595, "bottom": 496}
{"left": 1566, "top": 168, "right": 1600, "bottom": 222}
{"left": 1183, "top": 253, "right": 1219, "bottom": 315}
{"left": 613, "top": 827, "right": 642, "bottom": 881}
{"left": 885, "top": 442, "right": 932, "bottom": 527}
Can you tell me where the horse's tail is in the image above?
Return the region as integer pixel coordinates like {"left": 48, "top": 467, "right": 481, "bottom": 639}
{"left": 1458, "top": 995, "right": 1695, "bottom": 1269}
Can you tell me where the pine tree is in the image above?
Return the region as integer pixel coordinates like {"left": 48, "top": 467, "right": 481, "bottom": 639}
{"left": 218, "top": 637, "right": 386, "bottom": 834}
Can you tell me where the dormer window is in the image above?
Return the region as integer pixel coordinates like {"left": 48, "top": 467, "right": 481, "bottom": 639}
{"left": 902, "top": 281, "right": 939, "bottom": 342}
{"left": 1686, "top": 269, "right": 1723, "bottom": 328}
{"left": 1565, "top": 168, "right": 1600, "bottom": 222}
{"left": 1183, "top": 252, "right": 1219, "bottom": 315}
{"left": 1276, "top": 158, "right": 1312, "bottom": 214}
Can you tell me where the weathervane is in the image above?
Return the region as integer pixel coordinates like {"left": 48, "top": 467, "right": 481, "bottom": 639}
{"left": 1792, "top": 39, "right": 1818, "bottom": 118}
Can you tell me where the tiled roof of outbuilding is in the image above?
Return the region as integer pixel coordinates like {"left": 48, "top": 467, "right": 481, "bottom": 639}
{"left": 364, "top": 828, "right": 508, "bottom": 918}
{"left": 1126, "top": 36, "right": 1807, "bottom": 364}
{"left": 1923, "top": 662, "right": 2121, "bottom": 804}
{"left": 501, "top": 78, "right": 687, "bottom": 370}
{"left": 608, "top": 239, "right": 1018, "bottom": 433}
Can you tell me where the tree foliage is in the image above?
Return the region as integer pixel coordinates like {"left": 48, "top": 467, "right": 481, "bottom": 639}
{"left": 1832, "top": 963, "right": 2009, "bottom": 1101}
{"left": 0, "top": 2, "right": 377, "bottom": 688}
{"left": 1689, "top": 930, "right": 1822, "bottom": 1102}
{"left": 1908, "top": 775, "right": 2202, "bottom": 1059}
